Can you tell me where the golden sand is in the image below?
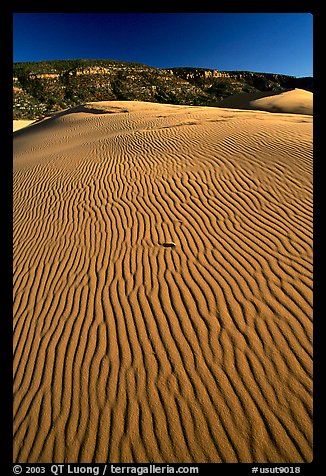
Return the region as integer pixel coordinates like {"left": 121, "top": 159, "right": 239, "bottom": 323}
{"left": 13, "top": 120, "right": 36, "bottom": 132}
{"left": 214, "top": 88, "right": 313, "bottom": 115}
{"left": 13, "top": 94, "right": 313, "bottom": 463}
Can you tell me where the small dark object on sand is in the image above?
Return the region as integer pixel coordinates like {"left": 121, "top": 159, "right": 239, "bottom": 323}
{"left": 162, "top": 242, "right": 176, "bottom": 248}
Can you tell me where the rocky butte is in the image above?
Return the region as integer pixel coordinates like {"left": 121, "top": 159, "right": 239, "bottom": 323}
{"left": 13, "top": 59, "right": 313, "bottom": 120}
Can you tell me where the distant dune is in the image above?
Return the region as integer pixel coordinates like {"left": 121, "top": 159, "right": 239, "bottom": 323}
{"left": 214, "top": 88, "right": 313, "bottom": 115}
{"left": 13, "top": 101, "right": 313, "bottom": 463}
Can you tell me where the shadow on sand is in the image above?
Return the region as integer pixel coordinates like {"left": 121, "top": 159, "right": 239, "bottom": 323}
{"left": 211, "top": 89, "right": 290, "bottom": 110}
{"left": 13, "top": 104, "right": 128, "bottom": 138}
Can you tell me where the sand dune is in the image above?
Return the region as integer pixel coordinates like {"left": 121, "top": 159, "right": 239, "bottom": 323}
{"left": 13, "top": 120, "right": 36, "bottom": 132}
{"left": 214, "top": 88, "right": 313, "bottom": 115}
{"left": 13, "top": 101, "right": 313, "bottom": 463}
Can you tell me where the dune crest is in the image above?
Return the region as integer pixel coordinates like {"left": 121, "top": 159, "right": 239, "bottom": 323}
{"left": 214, "top": 88, "right": 313, "bottom": 115}
{"left": 13, "top": 101, "right": 313, "bottom": 463}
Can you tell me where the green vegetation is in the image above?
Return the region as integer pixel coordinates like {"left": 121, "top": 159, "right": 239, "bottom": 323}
{"left": 13, "top": 59, "right": 313, "bottom": 120}
{"left": 13, "top": 58, "right": 153, "bottom": 75}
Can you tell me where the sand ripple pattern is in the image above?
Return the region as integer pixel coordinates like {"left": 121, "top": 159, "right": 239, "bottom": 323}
{"left": 13, "top": 102, "right": 313, "bottom": 463}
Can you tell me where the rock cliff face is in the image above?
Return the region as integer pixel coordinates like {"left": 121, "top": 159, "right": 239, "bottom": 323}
{"left": 13, "top": 59, "right": 313, "bottom": 119}
{"left": 164, "top": 68, "right": 231, "bottom": 79}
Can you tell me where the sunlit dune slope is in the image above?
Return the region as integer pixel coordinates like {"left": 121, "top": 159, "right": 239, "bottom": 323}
{"left": 13, "top": 101, "right": 313, "bottom": 463}
{"left": 214, "top": 88, "right": 312, "bottom": 115}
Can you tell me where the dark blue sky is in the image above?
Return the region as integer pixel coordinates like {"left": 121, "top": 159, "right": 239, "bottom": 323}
{"left": 13, "top": 13, "right": 313, "bottom": 77}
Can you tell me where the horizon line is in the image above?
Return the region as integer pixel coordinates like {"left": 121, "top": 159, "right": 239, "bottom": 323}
{"left": 13, "top": 58, "right": 312, "bottom": 79}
